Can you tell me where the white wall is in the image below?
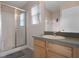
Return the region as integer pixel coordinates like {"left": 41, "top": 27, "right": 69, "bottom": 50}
{"left": 22, "top": 1, "right": 45, "bottom": 49}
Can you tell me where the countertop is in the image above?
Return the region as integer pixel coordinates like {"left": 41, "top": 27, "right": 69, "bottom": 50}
{"left": 33, "top": 35, "right": 79, "bottom": 48}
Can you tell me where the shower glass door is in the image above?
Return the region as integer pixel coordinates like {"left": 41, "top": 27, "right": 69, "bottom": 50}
{"left": 15, "top": 9, "right": 26, "bottom": 47}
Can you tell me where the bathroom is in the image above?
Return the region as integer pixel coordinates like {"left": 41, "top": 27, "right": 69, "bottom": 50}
{"left": 0, "top": 1, "right": 79, "bottom": 58}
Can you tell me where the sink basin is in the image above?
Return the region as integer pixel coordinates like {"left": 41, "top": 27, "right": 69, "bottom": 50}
{"left": 42, "top": 35, "right": 66, "bottom": 39}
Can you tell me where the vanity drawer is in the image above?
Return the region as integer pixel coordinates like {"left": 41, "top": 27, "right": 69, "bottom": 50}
{"left": 47, "top": 43, "right": 72, "bottom": 57}
{"left": 47, "top": 51, "right": 66, "bottom": 58}
{"left": 34, "top": 39, "right": 46, "bottom": 48}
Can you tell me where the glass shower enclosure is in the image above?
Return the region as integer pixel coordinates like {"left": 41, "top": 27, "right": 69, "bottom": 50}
{"left": 0, "top": 3, "right": 26, "bottom": 52}
{"left": 15, "top": 9, "right": 26, "bottom": 47}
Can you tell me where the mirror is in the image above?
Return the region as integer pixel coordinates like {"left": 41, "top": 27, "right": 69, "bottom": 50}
{"left": 60, "top": 6, "right": 79, "bottom": 33}
{"left": 45, "top": 1, "right": 64, "bottom": 32}
{"left": 45, "top": 1, "right": 79, "bottom": 33}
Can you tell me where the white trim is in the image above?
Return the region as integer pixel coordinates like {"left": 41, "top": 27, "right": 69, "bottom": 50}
{"left": 0, "top": 2, "right": 2, "bottom": 51}
{"left": 27, "top": 45, "right": 34, "bottom": 50}
{"left": 1, "top": 2, "right": 25, "bottom": 12}
{"left": 0, "top": 45, "right": 28, "bottom": 57}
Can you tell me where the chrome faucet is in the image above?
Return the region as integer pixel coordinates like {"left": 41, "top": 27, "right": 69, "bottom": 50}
{"left": 53, "top": 31, "right": 56, "bottom": 36}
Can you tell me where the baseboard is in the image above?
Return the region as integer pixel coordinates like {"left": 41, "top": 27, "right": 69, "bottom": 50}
{"left": 26, "top": 46, "right": 34, "bottom": 51}
{"left": 0, "top": 45, "right": 28, "bottom": 57}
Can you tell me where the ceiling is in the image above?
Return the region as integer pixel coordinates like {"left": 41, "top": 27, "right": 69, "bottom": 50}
{"left": 45, "top": 1, "right": 65, "bottom": 12}
{"left": 2, "top": 1, "right": 65, "bottom": 12}
{"left": 2, "top": 1, "right": 28, "bottom": 8}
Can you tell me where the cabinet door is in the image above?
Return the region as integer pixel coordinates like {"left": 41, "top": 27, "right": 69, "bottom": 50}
{"left": 47, "top": 51, "right": 66, "bottom": 58}
{"left": 33, "top": 46, "right": 46, "bottom": 58}
{"left": 34, "top": 39, "right": 45, "bottom": 48}
{"left": 47, "top": 42, "right": 72, "bottom": 57}
{"left": 73, "top": 48, "right": 79, "bottom": 58}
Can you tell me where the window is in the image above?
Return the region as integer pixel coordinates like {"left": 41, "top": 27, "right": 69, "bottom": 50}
{"left": 31, "top": 5, "right": 40, "bottom": 24}
{"left": 20, "top": 13, "right": 25, "bottom": 26}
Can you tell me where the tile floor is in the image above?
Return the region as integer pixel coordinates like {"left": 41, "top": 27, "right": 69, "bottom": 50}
{"left": 2, "top": 48, "right": 33, "bottom": 58}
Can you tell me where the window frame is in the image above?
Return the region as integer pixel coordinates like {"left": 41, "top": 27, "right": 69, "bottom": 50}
{"left": 31, "top": 5, "right": 40, "bottom": 25}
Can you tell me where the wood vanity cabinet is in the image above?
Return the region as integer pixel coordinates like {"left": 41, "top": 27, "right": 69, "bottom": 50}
{"left": 73, "top": 48, "right": 79, "bottom": 58}
{"left": 34, "top": 46, "right": 46, "bottom": 58}
{"left": 47, "top": 51, "right": 66, "bottom": 58}
{"left": 46, "top": 42, "right": 72, "bottom": 58}
{"left": 33, "top": 39, "right": 46, "bottom": 58}
{"left": 33, "top": 38, "right": 79, "bottom": 58}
